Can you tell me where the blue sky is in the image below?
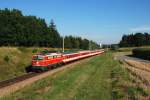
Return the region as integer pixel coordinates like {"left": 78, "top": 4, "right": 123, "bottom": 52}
{"left": 0, "top": 0, "right": 150, "bottom": 44}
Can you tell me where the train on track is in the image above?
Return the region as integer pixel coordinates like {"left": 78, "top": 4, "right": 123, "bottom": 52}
{"left": 31, "top": 49, "right": 104, "bottom": 72}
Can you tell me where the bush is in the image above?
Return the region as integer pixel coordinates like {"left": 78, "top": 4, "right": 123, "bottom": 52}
{"left": 4, "top": 55, "right": 10, "bottom": 62}
{"left": 32, "top": 48, "right": 38, "bottom": 53}
{"left": 132, "top": 48, "right": 150, "bottom": 60}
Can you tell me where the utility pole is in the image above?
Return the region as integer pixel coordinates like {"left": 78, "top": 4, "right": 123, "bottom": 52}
{"left": 62, "top": 36, "right": 64, "bottom": 53}
{"left": 89, "top": 40, "right": 91, "bottom": 50}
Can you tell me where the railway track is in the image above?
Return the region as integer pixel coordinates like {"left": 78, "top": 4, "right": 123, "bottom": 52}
{"left": 0, "top": 65, "right": 63, "bottom": 89}
{"left": 0, "top": 64, "right": 65, "bottom": 89}
{"left": 0, "top": 72, "right": 39, "bottom": 89}
{"left": 0, "top": 62, "right": 66, "bottom": 89}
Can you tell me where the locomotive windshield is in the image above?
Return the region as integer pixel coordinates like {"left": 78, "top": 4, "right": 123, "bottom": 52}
{"left": 33, "top": 55, "right": 44, "bottom": 60}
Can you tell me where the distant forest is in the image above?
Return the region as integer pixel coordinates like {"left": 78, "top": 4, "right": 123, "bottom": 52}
{"left": 119, "top": 33, "right": 150, "bottom": 47}
{"left": 0, "top": 8, "right": 99, "bottom": 49}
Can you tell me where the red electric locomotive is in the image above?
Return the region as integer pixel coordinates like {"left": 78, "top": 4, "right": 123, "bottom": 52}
{"left": 32, "top": 52, "right": 64, "bottom": 71}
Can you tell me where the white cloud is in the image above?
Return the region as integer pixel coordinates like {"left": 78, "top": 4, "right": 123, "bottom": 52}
{"left": 130, "top": 26, "right": 150, "bottom": 32}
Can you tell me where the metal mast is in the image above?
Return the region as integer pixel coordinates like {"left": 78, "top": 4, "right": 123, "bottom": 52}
{"left": 89, "top": 40, "right": 91, "bottom": 50}
{"left": 63, "top": 36, "right": 64, "bottom": 52}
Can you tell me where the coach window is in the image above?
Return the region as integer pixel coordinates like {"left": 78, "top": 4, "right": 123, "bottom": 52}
{"left": 57, "top": 55, "right": 61, "bottom": 58}
{"left": 48, "top": 56, "right": 53, "bottom": 59}
{"left": 53, "top": 56, "right": 57, "bottom": 58}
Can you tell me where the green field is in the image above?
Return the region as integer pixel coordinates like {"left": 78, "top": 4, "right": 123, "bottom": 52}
{"left": 1, "top": 52, "right": 148, "bottom": 100}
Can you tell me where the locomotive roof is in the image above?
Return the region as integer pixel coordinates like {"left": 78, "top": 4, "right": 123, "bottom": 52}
{"left": 62, "top": 50, "right": 91, "bottom": 56}
{"left": 45, "top": 53, "right": 61, "bottom": 56}
{"left": 36, "top": 52, "right": 61, "bottom": 56}
{"left": 63, "top": 52, "right": 79, "bottom": 56}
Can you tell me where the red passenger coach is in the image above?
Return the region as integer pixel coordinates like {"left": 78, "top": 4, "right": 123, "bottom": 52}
{"left": 31, "top": 49, "right": 104, "bottom": 71}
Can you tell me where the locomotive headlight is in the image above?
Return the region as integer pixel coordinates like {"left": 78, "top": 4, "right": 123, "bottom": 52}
{"left": 36, "top": 62, "right": 39, "bottom": 64}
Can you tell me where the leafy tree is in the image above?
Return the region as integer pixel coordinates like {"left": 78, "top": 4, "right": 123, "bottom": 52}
{"left": 119, "top": 33, "right": 150, "bottom": 47}
{"left": 0, "top": 8, "right": 99, "bottom": 50}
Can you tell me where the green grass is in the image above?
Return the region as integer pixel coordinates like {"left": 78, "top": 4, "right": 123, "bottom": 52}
{"left": 1, "top": 52, "right": 149, "bottom": 100}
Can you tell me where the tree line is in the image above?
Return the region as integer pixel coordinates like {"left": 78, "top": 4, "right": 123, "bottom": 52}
{"left": 64, "top": 35, "right": 99, "bottom": 50}
{"left": 119, "top": 33, "right": 150, "bottom": 47}
{"left": 0, "top": 8, "right": 99, "bottom": 50}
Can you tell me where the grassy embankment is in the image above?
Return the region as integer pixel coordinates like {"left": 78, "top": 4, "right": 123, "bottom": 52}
{"left": 0, "top": 47, "right": 64, "bottom": 81}
{"left": 1, "top": 52, "right": 149, "bottom": 100}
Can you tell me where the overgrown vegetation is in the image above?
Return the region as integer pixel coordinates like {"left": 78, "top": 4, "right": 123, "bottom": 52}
{"left": 3, "top": 55, "right": 10, "bottom": 62}
{"left": 132, "top": 48, "right": 150, "bottom": 60}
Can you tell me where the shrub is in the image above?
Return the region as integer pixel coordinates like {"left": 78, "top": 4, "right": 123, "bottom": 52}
{"left": 132, "top": 48, "right": 150, "bottom": 60}
{"left": 32, "top": 48, "right": 38, "bottom": 53}
{"left": 4, "top": 55, "right": 10, "bottom": 62}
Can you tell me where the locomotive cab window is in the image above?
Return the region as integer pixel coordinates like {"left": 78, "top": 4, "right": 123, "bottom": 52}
{"left": 57, "top": 55, "right": 61, "bottom": 58}
{"left": 33, "top": 55, "right": 43, "bottom": 60}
